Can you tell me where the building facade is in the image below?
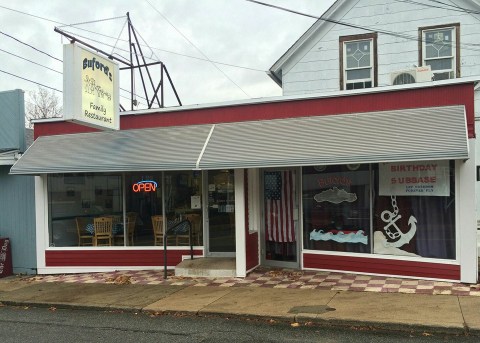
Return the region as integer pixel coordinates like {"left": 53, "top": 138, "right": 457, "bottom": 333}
{"left": 0, "top": 89, "right": 36, "bottom": 274}
{"left": 10, "top": 0, "right": 480, "bottom": 282}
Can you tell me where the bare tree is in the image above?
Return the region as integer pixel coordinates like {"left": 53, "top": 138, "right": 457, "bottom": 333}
{"left": 25, "top": 87, "right": 62, "bottom": 128}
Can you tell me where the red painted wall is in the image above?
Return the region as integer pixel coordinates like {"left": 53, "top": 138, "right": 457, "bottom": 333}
{"left": 303, "top": 253, "right": 460, "bottom": 280}
{"left": 35, "top": 83, "right": 475, "bottom": 139}
{"left": 46, "top": 249, "right": 203, "bottom": 267}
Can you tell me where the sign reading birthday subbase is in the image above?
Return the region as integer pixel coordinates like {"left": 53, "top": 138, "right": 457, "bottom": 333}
{"left": 63, "top": 43, "right": 119, "bottom": 130}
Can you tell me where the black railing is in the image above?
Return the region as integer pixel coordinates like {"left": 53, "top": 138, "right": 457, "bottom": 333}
{"left": 163, "top": 219, "right": 193, "bottom": 279}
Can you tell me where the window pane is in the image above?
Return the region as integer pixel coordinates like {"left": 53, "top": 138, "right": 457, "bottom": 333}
{"left": 48, "top": 173, "right": 123, "bottom": 247}
{"left": 125, "top": 172, "right": 163, "bottom": 246}
{"left": 426, "top": 58, "right": 452, "bottom": 71}
{"left": 424, "top": 28, "right": 453, "bottom": 58}
{"left": 302, "top": 165, "right": 371, "bottom": 253}
{"left": 345, "top": 40, "right": 371, "bottom": 69}
{"left": 165, "top": 171, "right": 203, "bottom": 247}
{"left": 373, "top": 161, "right": 455, "bottom": 259}
{"left": 433, "top": 71, "right": 454, "bottom": 81}
{"left": 346, "top": 68, "right": 371, "bottom": 80}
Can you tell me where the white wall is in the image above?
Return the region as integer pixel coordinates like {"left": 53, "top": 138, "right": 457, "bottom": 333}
{"left": 282, "top": 0, "right": 480, "bottom": 95}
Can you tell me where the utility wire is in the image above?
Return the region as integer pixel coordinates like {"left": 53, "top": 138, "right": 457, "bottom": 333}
{"left": 145, "top": 0, "right": 251, "bottom": 98}
{"left": 0, "top": 31, "right": 62, "bottom": 62}
{"left": 245, "top": 0, "right": 480, "bottom": 52}
{"left": 0, "top": 4, "right": 265, "bottom": 73}
{"left": 0, "top": 48, "right": 62, "bottom": 74}
{"left": 0, "top": 69, "right": 62, "bottom": 93}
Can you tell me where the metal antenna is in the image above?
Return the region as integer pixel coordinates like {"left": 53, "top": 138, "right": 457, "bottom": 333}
{"left": 54, "top": 12, "right": 182, "bottom": 111}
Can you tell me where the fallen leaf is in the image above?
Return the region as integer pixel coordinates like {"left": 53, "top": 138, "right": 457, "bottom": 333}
{"left": 291, "top": 322, "right": 300, "bottom": 327}
{"left": 49, "top": 307, "right": 57, "bottom": 312}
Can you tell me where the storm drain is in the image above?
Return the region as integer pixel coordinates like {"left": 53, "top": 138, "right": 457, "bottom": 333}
{"left": 288, "top": 305, "right": 336, "bottom": 315}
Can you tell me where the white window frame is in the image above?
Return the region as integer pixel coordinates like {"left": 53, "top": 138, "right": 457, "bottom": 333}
{"left": 421, "top": 25, "right": 457, "bottom": 80}
{"left": 343, "top": 38, "right": 374, "bottom": 90}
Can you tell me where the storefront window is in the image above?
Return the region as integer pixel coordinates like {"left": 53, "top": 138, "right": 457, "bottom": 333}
{"left": 373, "top": 161, "right": 455, "bottom": 259}
{"left": 302, "top": 165, "right": 371, "bottom": 253}
{"left": 48, "top": 173, "right": 122, "bottom": 247}
{"left": 302, "top": 161, "right": 456, "bottom": 260}
{"left": 164, "top": 171, "right": 203, "bottom": 246}
{"left": 125, "top": 172, "right": 163, "bottom": 246}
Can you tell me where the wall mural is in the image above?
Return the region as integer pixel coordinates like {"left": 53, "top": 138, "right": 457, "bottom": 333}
{"left": 309, "top": 186, "right": 367, "bottom": 245}
{"left": 374, "top": 195, "right": 419, "bottom": 257}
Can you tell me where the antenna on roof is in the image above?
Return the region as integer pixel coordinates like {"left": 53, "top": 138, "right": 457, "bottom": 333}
{"left": 54, "top": 12, "right": 182, "bottom": 111}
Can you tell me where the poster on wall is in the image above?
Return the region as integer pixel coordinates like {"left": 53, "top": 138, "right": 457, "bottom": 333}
{"left": 63, "top": 43, "right": 120, "bottom": 130}
{"left": 379, "top": 160, "right": 449, "bottom": 196}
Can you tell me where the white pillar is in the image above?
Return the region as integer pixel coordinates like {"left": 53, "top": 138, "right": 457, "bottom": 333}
{"left": 234, "top": 169, "right": 246, "bottom": 277}
{"left": 459, "top": 139, "right": 478, "bottom": 283}
{"left": 35, "top": 175, "right": 47, "bottom": 273}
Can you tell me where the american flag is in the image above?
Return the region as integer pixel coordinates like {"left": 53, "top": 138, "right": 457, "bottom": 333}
{"left": 264, "top": 171, "right": 295, "bottom": 243}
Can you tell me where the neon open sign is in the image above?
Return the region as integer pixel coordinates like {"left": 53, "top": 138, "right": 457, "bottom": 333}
{"left": 132, "top": 180, "right": 158, "bottom": 193}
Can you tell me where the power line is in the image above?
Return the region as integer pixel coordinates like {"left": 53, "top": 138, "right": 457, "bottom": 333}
{"left": 145, "top": 0, "right": 251, "bottom": 98}
{"left": 0, "top": 4, "right": 266, "bottom": 73}
{"left": 0, "top": 31, "right": 62, "bottom": 62}
{"left": 0, "top": 48, "right": 62, "bottom": 74}
{"left": 0, "top": 69, "right": 62, "bottom": 93}
{"left": 245, "top": 0, "right": 480, "bottom": 53}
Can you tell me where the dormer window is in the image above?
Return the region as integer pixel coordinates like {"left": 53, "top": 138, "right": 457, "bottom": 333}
{"left": 420, "top": 24, "right": 460, "bottom": 80}
{"left": 340, "top": 33, "right": 378, "bottom": 90}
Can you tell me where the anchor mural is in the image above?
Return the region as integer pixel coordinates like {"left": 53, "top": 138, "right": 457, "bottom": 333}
{"left": 379, "top": 195, "right": 418, "bottom": 249}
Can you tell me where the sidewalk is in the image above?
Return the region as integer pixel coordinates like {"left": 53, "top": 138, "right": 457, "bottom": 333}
{"left": 1, "top": 268, "right": 480, "bottom": 336}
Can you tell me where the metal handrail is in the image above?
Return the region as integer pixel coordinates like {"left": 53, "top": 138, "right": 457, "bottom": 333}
{"left": 163, "top": 219, "right": 193, "bottom": 279}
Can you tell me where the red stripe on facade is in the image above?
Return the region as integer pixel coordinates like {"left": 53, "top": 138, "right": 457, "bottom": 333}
{"left": 45, "top": 249, "right": 203, "bottom": 267}
{"left": 303, "top": 253, "right": 460, "bottom": 280}
{"left": 35, "top": 83, "right": 475, "bottom": 139}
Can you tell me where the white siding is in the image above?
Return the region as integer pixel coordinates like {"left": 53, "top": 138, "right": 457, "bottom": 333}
{"left": 282, "top": 0, "right": 480, "bottom": 95}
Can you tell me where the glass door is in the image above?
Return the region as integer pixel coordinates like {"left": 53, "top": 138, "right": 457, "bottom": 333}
{"left": 262, "top": 169, "right": 299, "bottom": 268}
{"left": 206, "top": 170, "right": 236, "bottom": 256}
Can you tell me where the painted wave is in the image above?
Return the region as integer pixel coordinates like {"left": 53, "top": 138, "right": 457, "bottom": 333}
{"left": 309, "top": 229, "right": 368, "bottom": 245}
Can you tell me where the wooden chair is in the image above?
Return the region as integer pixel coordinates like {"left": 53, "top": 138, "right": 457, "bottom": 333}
{"left": 93, "top": 216, "right": 113, "bottom": 246}
{"left": 76, "top": 217, "right": 93, "bottom": 246}
{"left": 151, "top": 215, "right": 164, "bottom": 246}
{"left": 114, "top": 213, "right": 137, "bottom": 246}
{"left": 182, "top": 214, "right": 202, "bottom": 246}
{"left": 126, "top": 212, "right": 138, "bottom": 245}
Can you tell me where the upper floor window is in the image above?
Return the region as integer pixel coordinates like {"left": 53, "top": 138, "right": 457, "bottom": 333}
{"left": 420, "top": 24, "right": 460, "bottom": 80}
{"left": 340, "top": 33, "right": 378, "bottom": 90}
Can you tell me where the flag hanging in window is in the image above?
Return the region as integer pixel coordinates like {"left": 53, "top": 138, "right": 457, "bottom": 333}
{"left": 264, "top": 171, "right": 295, "bottom": 243}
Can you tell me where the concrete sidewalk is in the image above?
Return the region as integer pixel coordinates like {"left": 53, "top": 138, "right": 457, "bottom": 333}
{"left": 1, "top": 275, "right": 480, "bottom": 336}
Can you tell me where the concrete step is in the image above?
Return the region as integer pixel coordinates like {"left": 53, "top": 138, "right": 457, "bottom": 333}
{"left": 175, "top": 257, "right": 236, "bottom": 278}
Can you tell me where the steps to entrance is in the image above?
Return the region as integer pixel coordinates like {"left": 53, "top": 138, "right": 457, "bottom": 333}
{"left": 175, "top": 257, "right": 236, "bottom": 278}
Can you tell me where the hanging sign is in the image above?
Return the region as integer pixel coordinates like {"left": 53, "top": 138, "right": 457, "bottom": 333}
{"left": 379, "top": 160, "right": 449, "bottom": 196}
{"left": 63, "top": 43, "right": 119, "bottom": 130}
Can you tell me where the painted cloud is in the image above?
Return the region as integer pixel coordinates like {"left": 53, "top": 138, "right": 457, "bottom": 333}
{"left": 314, "top": 187, "right": 357, "bottom": 204}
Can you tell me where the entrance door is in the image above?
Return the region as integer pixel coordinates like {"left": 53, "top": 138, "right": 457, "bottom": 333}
{"left": 262, "top": 169, "right": 299, "bottom": 268}
{"left": 206, "top": 170, "right": 236, "bottom": 256}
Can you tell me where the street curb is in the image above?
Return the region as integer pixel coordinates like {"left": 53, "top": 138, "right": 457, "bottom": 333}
{"left": 141, "top": 307, "right": 477, "bottom": 337}
{"left": 2, "top": 299, "right": 478, "bottom": 337}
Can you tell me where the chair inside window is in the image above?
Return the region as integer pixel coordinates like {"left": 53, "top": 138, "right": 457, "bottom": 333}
{"left": 93, "top": 216, "right": 113, "bottom": 246}
{"left": 126, "top": 212, "right": 137, "bottom": 245}
{"left": 114, "top": 213, "right": 138, "bottom": 246}
{"left": 151, "top": 215, "right": 164, "bottom": 246}
{"left": 76, "top": 217, "right": 93, "bottom": 246}
{"left": 182, "top": 213, "right": 202, "bottom": 246}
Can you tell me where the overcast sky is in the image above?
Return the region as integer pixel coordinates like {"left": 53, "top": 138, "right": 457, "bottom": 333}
{"left": 0, "top": 0, "right": 336, "bottom": 111}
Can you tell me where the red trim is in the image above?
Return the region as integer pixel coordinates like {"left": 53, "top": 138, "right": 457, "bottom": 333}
{"left": 246, "top": 232, "right": 259, "bottom": 270}
{"left": 303, "top": 253, "right": 460, "bottom": 280}
{"left": 35, "top": 83, "right": 475, "bottom": 139}
{"left": 45, "top": 249, "right": 203, "bottom": 267}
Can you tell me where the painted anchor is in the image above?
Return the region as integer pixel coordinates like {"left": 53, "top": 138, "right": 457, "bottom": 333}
{"left": 380, "top": 210, "right": 417, "bottom": 248}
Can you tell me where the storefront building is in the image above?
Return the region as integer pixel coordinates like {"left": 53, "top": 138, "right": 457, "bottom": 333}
{"left": 10, "top": 79, "right": 478, "bottom": 283}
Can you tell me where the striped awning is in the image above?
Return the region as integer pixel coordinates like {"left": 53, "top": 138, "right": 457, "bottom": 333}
{"left": 10, "top": 105, "right": 468, "bottom": 175}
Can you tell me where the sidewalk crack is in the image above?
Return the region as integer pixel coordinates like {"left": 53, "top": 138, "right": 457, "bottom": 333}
{"left": 457, "top": 296, "right": 469, "bottom": 335}
{"left": 326, "top": 291, "right": 340, "bottom": 306}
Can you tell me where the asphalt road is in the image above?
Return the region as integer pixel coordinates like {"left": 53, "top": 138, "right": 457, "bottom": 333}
{"left": 0, "top": 305, "right": 476, "bottom": 342}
